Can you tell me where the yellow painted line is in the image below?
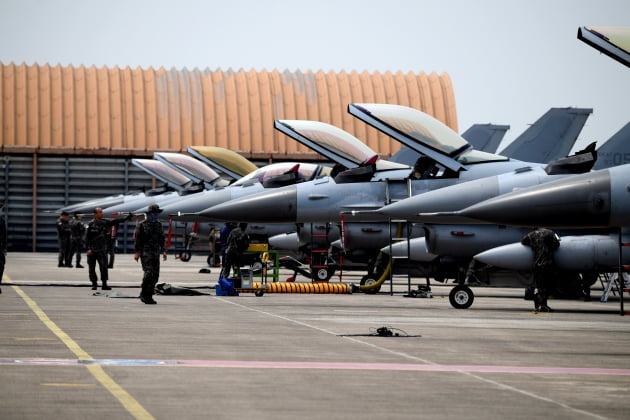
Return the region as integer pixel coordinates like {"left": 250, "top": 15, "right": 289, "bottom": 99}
{"left": 5, "top": 276, "right": 154, "bottom": 420}
{"left": 41, "top": 383, "right": 95, "bottom": 387}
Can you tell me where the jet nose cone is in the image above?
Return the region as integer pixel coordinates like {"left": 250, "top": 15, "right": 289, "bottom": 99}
{"left": 461, "top": 169, "right": 611, "bottom": 227}
{"left": 377, "top": 199, "right": 415, "bottom": 219}
{"left": 161, "top": 189, "right": 231, "bottom": 221}
{"left": 199, "top": 185, "right": 298, "bottom": 222}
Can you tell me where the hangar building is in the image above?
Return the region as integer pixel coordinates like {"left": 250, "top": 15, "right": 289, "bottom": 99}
{"left": 0, "top": 62, "right": 457, "bottom": 251}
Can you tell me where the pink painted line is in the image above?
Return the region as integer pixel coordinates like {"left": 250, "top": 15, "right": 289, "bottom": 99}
{"left": 1, "top": 358, "right": 630, "bottom": 375}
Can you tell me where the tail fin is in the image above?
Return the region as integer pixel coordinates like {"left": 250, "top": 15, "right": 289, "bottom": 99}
{"left": 499, "top": 107, "right": 592, "bottom": 163}
{"left": 460, "top": 123, "right": 510, "bottom": 153}
{"left": 593, "top": 122, "right": 630, "bottom": 169}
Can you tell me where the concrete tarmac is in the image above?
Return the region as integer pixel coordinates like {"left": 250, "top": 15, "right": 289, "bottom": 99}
{"left": 1, "top": 252, "right": 629, "bottom": 420}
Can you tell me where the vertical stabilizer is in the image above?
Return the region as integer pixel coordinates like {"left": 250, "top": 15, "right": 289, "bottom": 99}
{"left": 593, "top": 122, "right": 630, "bottom": 169}
{"left": 499, "top": 107, "right": 592, "bottom": 163}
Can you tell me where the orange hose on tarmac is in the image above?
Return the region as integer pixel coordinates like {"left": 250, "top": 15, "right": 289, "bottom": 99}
{"left": 253, "top": 282, "right": 350, "bottom": 294}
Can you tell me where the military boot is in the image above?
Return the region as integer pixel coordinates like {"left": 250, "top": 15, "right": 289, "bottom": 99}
{"left": 102, "top": 281, "right": 112, "bottom": 291}
{"left": 91, "top": 281, "right": 97, "bottom": 290}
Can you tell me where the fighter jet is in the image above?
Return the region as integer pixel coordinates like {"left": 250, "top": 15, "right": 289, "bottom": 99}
{"left": 262, "top": 108, "right": 591, "bottom": 280}
{"left": 199, "top": 103, "right": 589, "bottom": 224}
{"left": 451, "top": 163, "right": 630, "bottom": 228}
{"left": 159, "top": 161, "right": 332, "bottom": 222}
{"left": 57, "top": 158, "right": 194, "bottom": 215}
{"left": 198, "top": 105, "right": 597, "bottom": 289}
{"left": 374, "top": 122, "right": 630, "bottom": 306}
{"left": 102, "top": 155, "right": 229, "bottom": 216}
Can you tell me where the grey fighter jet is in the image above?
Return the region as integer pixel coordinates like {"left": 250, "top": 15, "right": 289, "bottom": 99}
{"left": 453, "top": 163, "right": 630, "bottom": 228}
{"left": 102, "top": 155, "right": 229, "bottom": 216}
{"left": 375, "top": 125, "right": 630, "bottom": 306}
{"left": 57, "top": 159, "right": 194, "bottom": 216}
{"left": 199, "top": 104, "right": 546, "bottom": 224}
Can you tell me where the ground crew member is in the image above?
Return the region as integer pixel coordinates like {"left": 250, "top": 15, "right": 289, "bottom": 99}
{"left": 69, "top": 212, "right": 86, "bottom": 268}
{"left": 219, "top": 223, "right": 250, "bottom": 279}
{"left": 86, "top": 208, "right": 129, "bottom": 290}
{"left": 0, "top": 204, "right": 6, "bottom": 294}
{"left": 218, "top": 222, "right": 235, "bottom": 268}
{"left": 56, "top": 211, "right": 72, "bottom": 267}
{"left": 134, "top": 204, "right": 167, "bottom": 304}
{"left": 521, "top": 227, "right": 560, "bottom": 312}
{"left": 107, "top": 224, "right": 117, "bottom": 268}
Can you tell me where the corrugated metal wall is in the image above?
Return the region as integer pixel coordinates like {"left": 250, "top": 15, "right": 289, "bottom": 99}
{"left": 0, "top": 155, "right": 155, "bottom": 252}
{"left": 0, "top": 63, "right": 458, "bottom": 158}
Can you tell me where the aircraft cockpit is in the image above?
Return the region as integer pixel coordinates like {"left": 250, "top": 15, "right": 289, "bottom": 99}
{"left": 274, "top": 119, "right": 408, "bottom": 173}
{"left": 154, "top": 152, "right": 230, "bottom": 187}
{"left": 349, "top": 103, "right": 508, "bottom": 175}
{"left": 131, "top": 159, "right": 195, "bottom": 192}
{"left": 230, "top": 162, "right": 330, "bottom": 187}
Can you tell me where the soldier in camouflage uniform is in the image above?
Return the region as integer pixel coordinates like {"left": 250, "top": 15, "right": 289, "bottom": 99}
{"left": 69, "top": 212, "right": 86, "bottom": 268}
{"left": 86, "top": 208, "right": 129, "bottom": 290}
{"left": 219, "top": 223, "right": 250, "bottom": 279}
{"left": 56, "top": 211, "right": 72, "bottom": 267}
{"left": 521, "top": 227, "right": 560, "bottom": 312}
{"left": 134, "top": 204, "right": 167, "bottom": 304}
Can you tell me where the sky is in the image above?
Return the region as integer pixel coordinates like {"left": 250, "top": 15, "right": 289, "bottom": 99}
{"left": 0, "top": 0, "right": 628, "bottom": 154}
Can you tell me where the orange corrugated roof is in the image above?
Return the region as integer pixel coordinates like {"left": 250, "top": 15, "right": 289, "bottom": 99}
{"left": 0, "top": 63, "right": 457, "bottom": 158}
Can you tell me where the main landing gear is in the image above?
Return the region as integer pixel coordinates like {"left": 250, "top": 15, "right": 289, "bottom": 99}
{"left": 448, "top": 285, "right": 474, "bottom": 309}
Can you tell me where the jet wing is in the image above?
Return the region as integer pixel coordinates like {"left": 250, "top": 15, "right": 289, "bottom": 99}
{"left": 131, "top": 159, "right": 192, "bottom": 192}
{"left": 187, "top": 146, "right": 257, "bottom": 180}
{"left": 153, "top": 152, "right": 228, "bottom": 187}
{"left": 578, "top": 26, "right": 630, "bottom": 68}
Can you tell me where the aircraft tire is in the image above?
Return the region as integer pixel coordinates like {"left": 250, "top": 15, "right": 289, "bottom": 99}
{"left": 312, "top": 266, "right": 335, "bottom": 282}
{"left": 449, "top": 285, "right": 474, "bottom": 309}
{"left": 360, "top": 275, "right": 381, "bottom": 294}
{"left": 179, "top": 251, "right": 192, "bottom": 262}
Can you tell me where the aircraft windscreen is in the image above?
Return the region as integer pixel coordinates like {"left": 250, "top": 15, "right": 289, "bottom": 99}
{"left": 231, "top": 162, "right": 320, "bottom": 186}
{"left": 187, "top": 146, "right": 258, "bottom": 177}
{"left": 156, "top": 152, "right": 221, "bottom": 182}
{"left": 132, "top": 159, "right": 192, "bottom": 186}
{"left": 355, "top": 104, "right": 469, "bottom": 156}
{"left": 281, "top": 120, "right": 377, "bottom": 165}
